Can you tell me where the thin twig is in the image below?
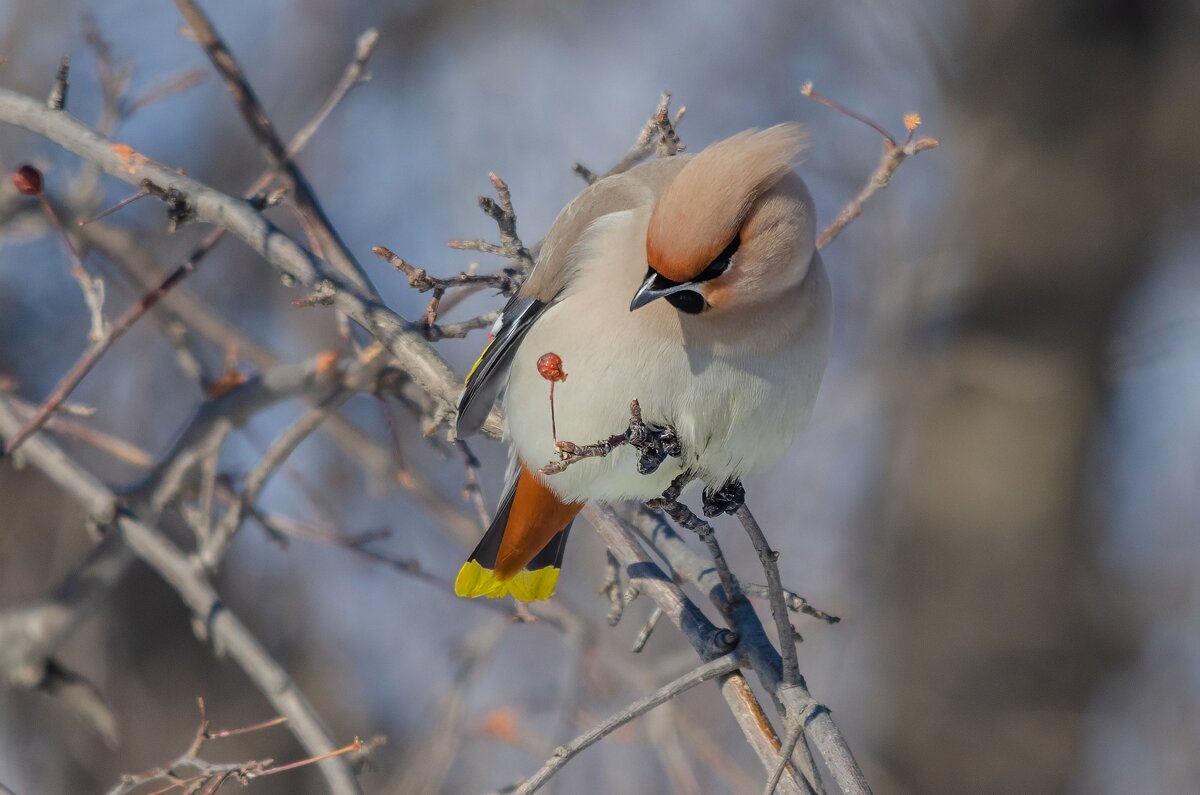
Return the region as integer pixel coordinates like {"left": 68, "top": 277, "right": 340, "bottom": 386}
{"left": 372, "top": 244, "right": 519, "bottom": 296}
{"left": 601, "top": 549, "right": 625, "bottom": 626}
{"left": 574, "top": 91, "right": 686, "bottom": 182}
{"left": 454, "top": 439, "right": 490, "bottom": 529}
{"left": 648, "top": 474, "right": 741, "bottom": 613}
{"left": 446, "top": 172, "right": 534, "bottom": 272}
{"left": 172, "top": 0, "right": 377, "bottom": 293}
{"left": 47, "top": 56, "right": 70, "bottom": 110}
{"left": 0, "top": 31, "right": 380, "bottom": 456}
{"left": 124, "top": 67, "right": 207, "bottom": 115}
{"left": 541, "top": 399, "right": 680, "bottom": 476}
{"left": 764, "top": 723, "right": 806, "bottom": 795}
{"left": 0, "top": 399, "right": 362, "bottom": 794}
{"left": 198, "top": 387, "right": 355, "bottom": 570}
{"left": 802, "top": 82, "right": 939, "bottom": 251}
{"left": 736, "top": 504, "right": 800, "bottom": 687}
{"left": 631, "top": 607, "right": 664, "bottom": 653}
{"left": 514, "top": 655, "right": 739, "bottom": 794}
{"left": 743, "top": 583, "right": 839, "bottom": 624}
{"left": 107, "top": 698, "right": 365, "bottom": 795}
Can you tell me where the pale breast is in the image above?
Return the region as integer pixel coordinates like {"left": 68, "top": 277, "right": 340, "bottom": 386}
{"left": 504, "top": 210, "right": 831, "bottom": 503}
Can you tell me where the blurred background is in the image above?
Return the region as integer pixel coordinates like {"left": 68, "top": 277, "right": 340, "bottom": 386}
{"left": 1, "top": 0, "right": 1198, "bottom": 792}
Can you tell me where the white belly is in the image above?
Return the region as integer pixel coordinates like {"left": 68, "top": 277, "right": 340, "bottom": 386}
{"left": 504, "top": 258, "right": 830, "bottom": 503}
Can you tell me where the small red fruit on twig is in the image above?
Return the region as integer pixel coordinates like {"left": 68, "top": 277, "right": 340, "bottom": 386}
{"left": 537, "top": 352, "right": 568, "bottom": 443}
{"left": 12, "top": 164, "right": 43, "bottom": 195}
{"left": 537, "top": 352, "right": 567, "bottom": 383}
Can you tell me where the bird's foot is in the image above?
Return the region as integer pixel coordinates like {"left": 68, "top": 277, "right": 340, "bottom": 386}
{"left": 541, "top": 399, "right": 683, "bottom": 477}
{"left": 625, "top": 400, "right": 683, "bottom": 475}
{"left": 702, "top": 479, "right": 745, "bottom": 517}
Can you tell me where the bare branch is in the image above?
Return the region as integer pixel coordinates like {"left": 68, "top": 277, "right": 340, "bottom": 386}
{"left": 106, "top": 697, "right": 368, "bottom": 795}
{"left": 574, "top": 91, "right": 686, "bottom": 183}
{"left": 743, "top": 583, "right": 839, "bottom": 625}
{"left": 446, "top": 172, "right": 535, "bottom": 273}
{"left": 735, "top": 505, "right": 800, "bottom": 687}
{"left": 582, "top": 506, "right": 806, "bottom": 793}
{"left": 631, "top": 606, "right": 664, "bottom": 653}
{"left": 198, "top": 385, "right": 355, "bottom": 569}
{"left": 764, "top": 723, "right": 807, "bottom": 795}
{"left": 373, "top": 244, "right": 519, "bottom": 296}
{"left": 801, "top": 82, "right": 939, "bottom": 251}
{"left": 171, "top": 0, "right": 376, "bottom": 293}
{"left": 47, "top": 55, "right": 70, "bottom": 110}
{"left": 0, "top": 29, "right": 381, "bottom": 457}
{"left": 0, "top": 397, "right": 363, "bottom": 794}
{"left": 515, "top": 655, "right": 740, "bottom": 794}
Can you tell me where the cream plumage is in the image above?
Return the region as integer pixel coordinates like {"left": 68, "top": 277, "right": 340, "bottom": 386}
{"left": 454, "top": 124, "right": 831, "bottom": 601}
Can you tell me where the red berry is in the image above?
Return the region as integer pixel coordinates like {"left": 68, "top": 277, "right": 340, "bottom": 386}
{"left": 12, "top": 164, "right": 43, "bottom": 196}
{"left": 537, "top": 352, "right": 567, "bottom": 382}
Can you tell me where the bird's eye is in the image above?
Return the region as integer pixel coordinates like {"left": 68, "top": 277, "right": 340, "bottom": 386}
{"left": 693, "top": 235, "right": 740, "bottom": 283}
{"left": 666, "top": 290, "right": 706, "bottom": 314}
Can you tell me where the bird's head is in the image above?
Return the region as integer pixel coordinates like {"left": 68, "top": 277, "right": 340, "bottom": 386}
{"left": 633, "top": 124, "right": 817, "bottom": 316}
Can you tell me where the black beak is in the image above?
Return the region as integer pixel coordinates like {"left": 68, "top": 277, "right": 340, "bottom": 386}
{"left": 630, "top": 268, "right": 700, "bottom": 311}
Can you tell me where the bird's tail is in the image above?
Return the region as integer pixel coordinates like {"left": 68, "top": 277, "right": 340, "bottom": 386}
{"left": 454, "top": 462, "right": 581, "bottom": 602}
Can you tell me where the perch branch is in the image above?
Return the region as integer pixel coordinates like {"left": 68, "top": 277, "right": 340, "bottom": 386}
{"left": 736, "top": 504, "right": 800, "bottom": 687}
{"left": 583, "top": 506, "right": 806, "bottom": 793}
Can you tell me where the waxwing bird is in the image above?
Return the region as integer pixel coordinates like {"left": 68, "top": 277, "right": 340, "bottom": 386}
{"left": 454, "top": 124, "right": 832, "bottom": 601}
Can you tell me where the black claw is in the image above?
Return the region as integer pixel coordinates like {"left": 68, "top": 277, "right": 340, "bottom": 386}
{"left": 628, "top": 415, "right": 683, "bottom": 475}
{"left": 702, "top": 479, "right": 745, "bottom": 517}
{"left": 637, "top": 446, "right": 667, "bottom": 475}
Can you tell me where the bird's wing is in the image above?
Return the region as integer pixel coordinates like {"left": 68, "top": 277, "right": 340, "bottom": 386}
{"left": 455, "top": 157, "right": 690, "bottom": 437}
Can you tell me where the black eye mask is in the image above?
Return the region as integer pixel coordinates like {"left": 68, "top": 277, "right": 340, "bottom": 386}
{"left": 631, "top": 236, "right": 740, "bottom": 314}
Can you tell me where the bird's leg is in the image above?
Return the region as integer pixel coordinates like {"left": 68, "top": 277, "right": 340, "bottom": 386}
{"left": 701, "top": 479, "right": 745, "bottom": 517}
{"left": 624, "top": 399, "right": 682, "bottom": 475}
{"left": 540, "top": 399, "right": 682, "bottom": 476}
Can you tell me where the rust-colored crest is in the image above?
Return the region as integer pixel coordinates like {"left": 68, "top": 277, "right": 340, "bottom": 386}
{"left": 646, "top": 124, "right": 808, "bottom": 283}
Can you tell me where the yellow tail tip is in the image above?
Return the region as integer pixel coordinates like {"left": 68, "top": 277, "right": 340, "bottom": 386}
{"left": 455, "top": 560, "right": 559, "bottom": 602}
